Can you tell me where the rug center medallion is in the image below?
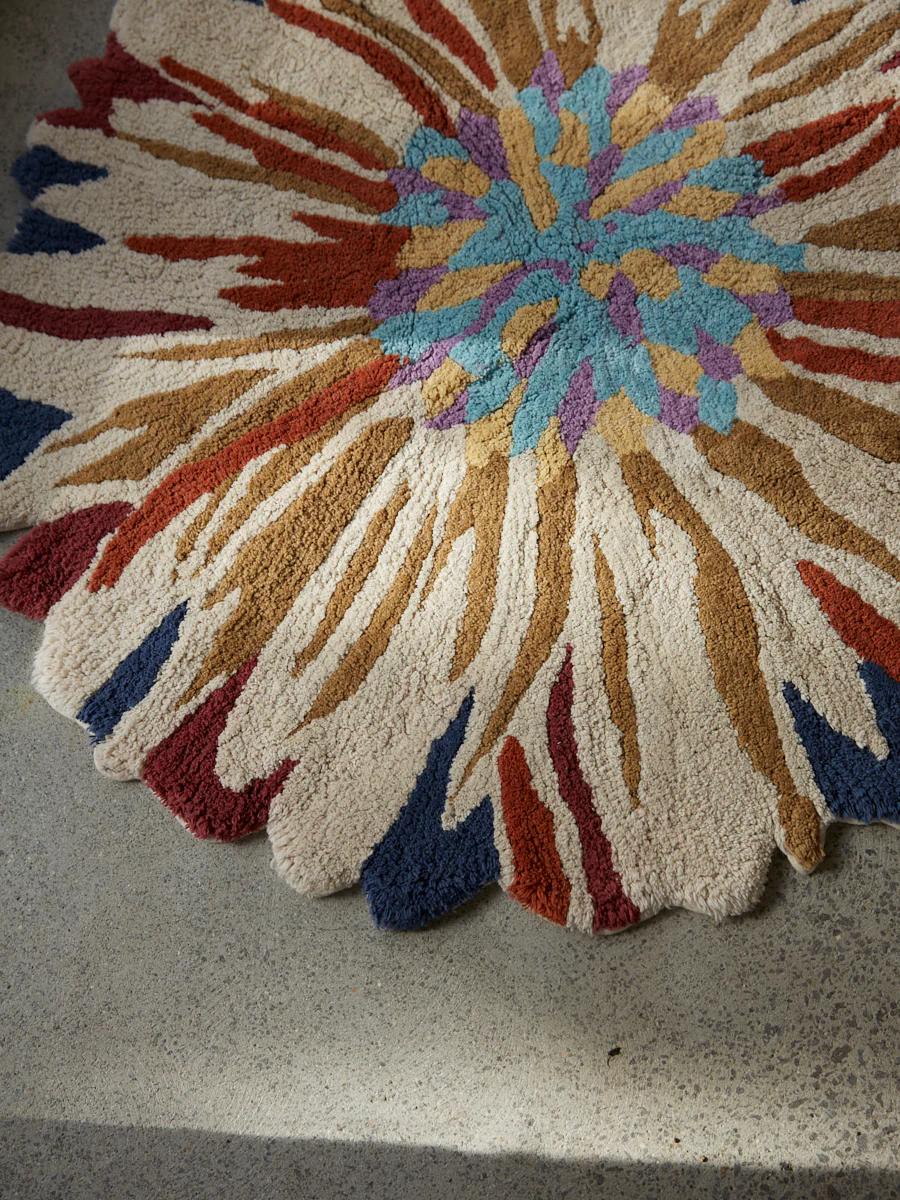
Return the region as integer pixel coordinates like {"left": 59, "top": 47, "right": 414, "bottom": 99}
{"left": 370, "top": 58, "right": 805, "bottom": 456}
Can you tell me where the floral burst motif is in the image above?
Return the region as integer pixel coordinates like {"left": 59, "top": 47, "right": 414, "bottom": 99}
{"left": 374, "top": 63, "right": 803, "bottom": 452}
{"left": 0, "top": 0, "right": 898, "bottom": 932}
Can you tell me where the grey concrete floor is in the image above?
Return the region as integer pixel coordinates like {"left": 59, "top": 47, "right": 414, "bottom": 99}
{"left": 0, "top": 4, "right": 898, "bottom": 1198}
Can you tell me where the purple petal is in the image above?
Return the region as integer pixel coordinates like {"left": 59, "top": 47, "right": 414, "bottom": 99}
{"left": 558, "top": 359, "right": 598, "bottom": 454}
{"left": 427, "top": 387, "right": 469, "bottom": 430}
{"left": 531, "top": 51, "right": 566, "bottom": 113}
{"left": 695, "top": 328, "right": 741, "bottom": 380}
{"left": 391, "top": 335, "right": 462, "bottom": 386}
{"left": 388, "top": 167, "right": 435, "bottom": 196}
{"left": 658, "top": 387, "right": 699, "bottom": 433}
{"left": 626, "top": 179, "right": 682, "bottom": 215}
{"left": 659, "top": 243, "right": 721, "bottom": 272}
{"left": 663, "top": 96, "right": 720, "bottom": 130}
{"left": 369, "top": 267, "right": 446, "bottom": 319}
{"left": 729, "top": 191, "right": 785, "bottom": 217}
{"left": 457, "top": 109, "right": 508, "bottom": 180}
{"left": 515, "top": 321, "right": 556, "bottom": 378}
{"left": 588, "top": 144, "right": 623, "bottom": 197}
{"left": 442, "top": 191, "right": 487, "bottom": 220}
{"left": 607, "top": 272, "right": 643, "bottom": 343}
{"left": 736, "top": 289, "right": 793, "bottom": 327}
{"left": 606, "top": 65, "right": 648, "bottom": 117}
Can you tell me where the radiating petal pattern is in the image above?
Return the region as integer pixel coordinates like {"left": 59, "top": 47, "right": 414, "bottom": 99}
{"left": 1, "top": 0, "right": 898, "bottom": 933}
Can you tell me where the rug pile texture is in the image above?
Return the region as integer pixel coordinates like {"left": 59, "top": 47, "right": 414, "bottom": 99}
{"left": 0, "top": 0, "right": 898, "bottom": 933}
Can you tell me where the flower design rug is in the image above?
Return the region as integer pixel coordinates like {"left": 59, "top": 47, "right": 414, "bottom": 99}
{"left": 0, "top": 0, "right": 898, "bottom": 933}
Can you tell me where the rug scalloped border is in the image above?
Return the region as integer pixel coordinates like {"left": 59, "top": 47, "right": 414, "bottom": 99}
{"left": 0, "top": 0, "right": 898, "bottom": 935}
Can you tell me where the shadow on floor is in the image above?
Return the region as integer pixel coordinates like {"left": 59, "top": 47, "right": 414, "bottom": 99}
{"left": 2, "top": 1118, "right": 897, "bottom": 1200}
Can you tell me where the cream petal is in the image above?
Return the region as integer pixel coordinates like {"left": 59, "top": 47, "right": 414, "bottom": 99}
{"left": 267, "top": 519, "right": 474, "bottom": 895}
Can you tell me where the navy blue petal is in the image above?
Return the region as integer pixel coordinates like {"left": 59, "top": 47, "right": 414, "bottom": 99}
{"left": 8, "top": 208, "right": 104, "bottom": 255}
{"left": 0, "top": 388, "right": 70, "bottom": 481}
{"left": 11, "top": 146, "right": 107, "bottom": 201}
{"left": 78, "top": 603, "right": 188, "bottom": 743}
{"left": 785, "top": 662, "right": 899, "bottom": 824}
{"left": 361, "top": 692, "right": 500, "bottom": 930}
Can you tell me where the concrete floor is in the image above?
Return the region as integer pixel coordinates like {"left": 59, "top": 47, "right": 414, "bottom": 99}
{"left": 0, "top": 4, "right": 898, "bottom": 1198}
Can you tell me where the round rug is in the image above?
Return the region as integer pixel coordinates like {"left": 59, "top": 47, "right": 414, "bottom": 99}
{"left": 0, "top": 0, "right": 898, "bottom": 933}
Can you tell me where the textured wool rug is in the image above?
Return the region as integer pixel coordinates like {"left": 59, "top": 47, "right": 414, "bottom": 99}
{"left": 0, "top": 0, "right": 898, "bottom": 934}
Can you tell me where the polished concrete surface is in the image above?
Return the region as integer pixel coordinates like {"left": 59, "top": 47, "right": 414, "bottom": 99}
{"left": 0, "top": 4, "right": 898, "bottom": 1197}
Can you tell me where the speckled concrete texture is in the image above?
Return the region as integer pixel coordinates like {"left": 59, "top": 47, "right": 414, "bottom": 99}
{"left": 0, "top": 5, "right": 898, "bottom": 1199}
